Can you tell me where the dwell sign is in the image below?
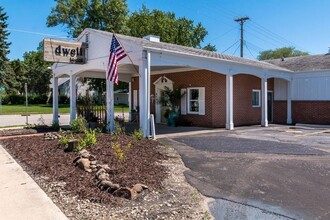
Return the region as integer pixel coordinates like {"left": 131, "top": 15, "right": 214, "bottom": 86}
{"left": 43, "top": 38, "right": 87, "bottom": 64}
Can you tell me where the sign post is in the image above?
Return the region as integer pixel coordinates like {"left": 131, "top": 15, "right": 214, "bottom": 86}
{"left": 25, "top": 83, "right": 28, "bottom": 125}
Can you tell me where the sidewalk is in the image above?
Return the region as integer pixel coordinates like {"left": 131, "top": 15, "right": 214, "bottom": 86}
{"left": 0, "top": 114, "right": 70, "bottom": 127}
{"left": 0, "top": 145, "right": 68, "bottom": 220}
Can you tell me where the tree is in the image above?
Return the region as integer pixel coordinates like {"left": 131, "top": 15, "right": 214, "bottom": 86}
{"left": 22, "top": 51, "right": 52, "bottom": 94}
{"left": 47, "top": 0, "right": 129, "bottom": 38}
{"left": 0, "top": 6, "right": 15, "bottom": 92}
{"left": 257, "top": 47, "right": 309, "bottom": 60}
{"left": 127, "top": 5, "right": 216, "bottom": 50}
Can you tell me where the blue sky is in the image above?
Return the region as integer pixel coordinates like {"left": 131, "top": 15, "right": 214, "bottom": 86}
{"left": 2, "top": 0, "right": 330, "bottom": 60}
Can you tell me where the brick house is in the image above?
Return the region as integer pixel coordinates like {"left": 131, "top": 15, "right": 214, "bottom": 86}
{"left": 51, "top": 29, "right": 330, "bottom": 137}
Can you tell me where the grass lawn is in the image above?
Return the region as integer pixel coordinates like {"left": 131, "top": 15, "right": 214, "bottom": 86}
{"left": 0, "top": 104, "right": 129, "bottom": 115}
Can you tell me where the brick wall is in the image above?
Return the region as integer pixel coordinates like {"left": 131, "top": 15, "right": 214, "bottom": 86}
{"left": 273, "top": 101, "right": 287, "bottom": 124}
{"left": 132, "top": 71, "right": 278, "bottom": 128}
{"left": 292, "top": 101, "right": 330, "bottom": 124}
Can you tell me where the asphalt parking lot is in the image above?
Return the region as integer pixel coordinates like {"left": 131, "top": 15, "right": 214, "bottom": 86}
{"left": 160, "top": 125, "right": 330, "bottom": 220}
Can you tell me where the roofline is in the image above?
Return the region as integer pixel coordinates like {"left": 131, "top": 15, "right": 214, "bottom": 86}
{"left": 143, "top": 46, "right": 293, "bottom": 73}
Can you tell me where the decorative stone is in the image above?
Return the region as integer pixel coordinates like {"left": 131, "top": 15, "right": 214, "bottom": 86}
{"left": 132, "top": 183, "right": 148, "bottom": 193}
{"left": 113, "top": 187, "right": 138, "bottom": 200}
{"left": 76, "top": 158, "right": 92, "bottom": 172}
{"left": 98, "top": 180, "right": 120, "bottom": 192}
{"left": 97, "top": 172, "right": 109, "bottom": 181}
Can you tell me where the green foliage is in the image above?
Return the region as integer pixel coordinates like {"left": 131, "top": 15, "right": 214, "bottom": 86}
{"left": 22, "top": 50, "right": 52, "bottom": 95}
{"left": 59, "top": 135, "right": 69, "bottom": 146}
{"left": 0, "top": 94, "right": 48, "bottom": 105}
{"left": 158, "top": 86, "right": 185, "bottom": 110}
{"left": 258, "top": 46, "right": 309, "bottom": 60}
{"left": 47, "top": 0, "right": 129, "bottom": 38}
{"left": 111, "top": 140, "right": 132, "bottom": 161}
{"left": 77, "top": 129, "right": 97, "bottom": 151}
{"left": 70, "top": 116, "right": 88, "bottom": 133}
{"left": 128, "top": 5, "right": 215, "bottom": 50}
{"left": 0, "top": 7, "right": 12, "bottom": 91}
{"left": 133, "top": 128, "right": 144, "bottom": 142}
{"left": 58, "top": 95, "right": 70, "bottom": 104}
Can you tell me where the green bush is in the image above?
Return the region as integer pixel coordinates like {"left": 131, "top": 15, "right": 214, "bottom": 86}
{"left": 76, "top": 129, "right": 97, "bottom": 151}
{"left": 133, "top": 128, "right": 144, "bottom": 142}
{"left": 70, "top": 116, "right": 88, "bottom": 133}
{"left": 0, "top": 95, "right": 9, "bottom": 104}
{"left": 9, "top": 94, "right": 25, "bottom": 104}
{"left": 28, "top": 94, "right": 48, "bottom": 104}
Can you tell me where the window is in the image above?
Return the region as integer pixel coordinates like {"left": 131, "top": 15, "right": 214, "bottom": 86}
{"left": 187, "top": 87, "right": 205, "bottom": 115}
{"left": 252, "top": 89, "right": 261, "bottom": 107}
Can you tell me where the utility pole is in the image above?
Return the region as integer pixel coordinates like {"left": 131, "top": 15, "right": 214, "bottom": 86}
{"left": 234, "top": 17, "right": 250, "bottom": 57}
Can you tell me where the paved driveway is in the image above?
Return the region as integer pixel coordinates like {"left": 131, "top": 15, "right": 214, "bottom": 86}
{"left": 160, "top": 126, "right": 330, "bottom": 219}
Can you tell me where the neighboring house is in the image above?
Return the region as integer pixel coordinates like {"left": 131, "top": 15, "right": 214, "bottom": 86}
{"left": 51, "top": 28, "right": 330, "bottom": 137}
{"left": 114, "top": 89, "right": 129, "bottom": 106}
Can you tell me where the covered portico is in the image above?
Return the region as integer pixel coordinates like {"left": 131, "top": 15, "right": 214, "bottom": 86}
{"left": 51, "top": 28, "right": 293, "bottom": 138}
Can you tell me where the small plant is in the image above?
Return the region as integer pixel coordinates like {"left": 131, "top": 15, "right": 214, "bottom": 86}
{"left": 114, "top": 120, "right": 125, "bottom": 136}
{"left": 70, "top": 116, "right": 88, "bottom": 133}
{"left": 111, "top": 141, "right": 124, "bottom": 161}
{"left": 111, "top": 141, "right": 133, "bottom": 161}
{"left": 133, "top": 128, "right": 144, "bottom": 142}
{"left": 59, "top": 136, "right": 69, "bottom": 146}
{"left": 77, "top": 129, "right": 97, "bottom": 151}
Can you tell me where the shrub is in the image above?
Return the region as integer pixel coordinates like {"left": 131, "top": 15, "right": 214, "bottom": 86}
{"left": 76, "top": 129, "right": 97, "bottom": 151}
{"left": 70, "top": 116, "right": 88, "bottom": 133}
{"left": 9, "top": 94, "right": 25, "bottom": 104}
{"left": 28, "top": 94, "right": 48, "bottom": 104}
{"left": 0, "top": 95, "right": 9, "bottom": 105}
{"left": 133, "top": 128, "right": 144, "bottom": 142}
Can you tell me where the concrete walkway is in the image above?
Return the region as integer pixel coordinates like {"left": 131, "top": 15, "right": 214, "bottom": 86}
{"left": 0, "top": 145, "right": 68, "bottom": 220}
{"left": 0, "top": 114, "right": 70, "bottom": 127}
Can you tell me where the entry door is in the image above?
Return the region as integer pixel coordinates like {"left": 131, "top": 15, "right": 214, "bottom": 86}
{"left": 267, "top": 91, "right": 273, "bottom": 123}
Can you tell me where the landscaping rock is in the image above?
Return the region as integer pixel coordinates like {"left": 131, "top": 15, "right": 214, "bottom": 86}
{"left": 97, "top": 180, "right": 120, "bottom": 192}
{"left": 113, "top": 187, "right": 138, "bottom": 200}
{"left": 132, "top": 183, "right": 148, "bottom": 193}
{"left": 76, "top": 158, "right": 92, "bottom": 173}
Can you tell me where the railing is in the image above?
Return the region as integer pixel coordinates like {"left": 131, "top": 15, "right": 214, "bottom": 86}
{"left": 77, "top": 105, "right": 106, "bottom": 124}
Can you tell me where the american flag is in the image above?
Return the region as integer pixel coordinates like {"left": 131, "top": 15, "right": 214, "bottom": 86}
{"left": 106, "top": 35, "right": 127, "bottom": 84}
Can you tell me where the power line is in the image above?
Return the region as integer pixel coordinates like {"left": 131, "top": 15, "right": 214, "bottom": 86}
{"left": 6, "top": 28, "right": 69, "bottom": 39}
{"left": 232, "top": 43, "right": 240, "bottom": 56}
{"left": 222, "top": 40, "right": 239, "bottom": 53}
{"left": 244, "top": 41, "right": 255, "bottom": 59}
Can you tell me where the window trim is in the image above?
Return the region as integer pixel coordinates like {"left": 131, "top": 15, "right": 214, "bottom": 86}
{"left": 187, "top": 87, "right": 201, "bottom": 115}
{"left": 252, "top": 89, "right": 261, "bottom": 108}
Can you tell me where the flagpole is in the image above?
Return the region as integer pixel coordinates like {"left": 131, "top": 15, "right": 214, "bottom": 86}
{"left": 112, "top": 31, "right": 141, "bottom": 77}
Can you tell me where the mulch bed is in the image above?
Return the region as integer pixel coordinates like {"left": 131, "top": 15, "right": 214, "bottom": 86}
{"left": 0, "top": 133, "right": 167, "bottom": 205}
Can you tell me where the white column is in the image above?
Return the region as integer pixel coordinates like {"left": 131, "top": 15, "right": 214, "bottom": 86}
{"left": 226, "top": 75, "right": 234, "bottom": 130}
{"left": 261, "top": 77, "right": 268, "bottom": 127}
{"left": 52, "top": 75, "right": 59, "bottom": 125}
{"left": 146, "top": 50, "right": 151, "bottom": 137}
{"left": 106, "top": 80, "right": 115, "bottom": 132}
{"left": 69, "top": 74, "right": 77, "bottom": 123}
{"left": 128, "top": 82, "right": 132, "bottom": 122}
{"left": 287, "top": 80, "right": 292, "bottom": 124}
{"left": 139, "top": 50, "right": 150, "bottom": 137}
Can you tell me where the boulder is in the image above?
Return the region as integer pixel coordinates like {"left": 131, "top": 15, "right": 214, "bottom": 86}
{"left": 76, "top": 158, "right": 92, "bottom": 172}
{"left": 132, "top": 183, "right": 148, "bottom": 193}
{"left": 113, "top": 187, "right": 138, "bottom": 200}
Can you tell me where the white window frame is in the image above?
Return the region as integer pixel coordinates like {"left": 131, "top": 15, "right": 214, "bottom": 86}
{"left": 252, "top": 89, "right": 261, "bottom": 107}
{"left": 187, "top": 87, "right": 205, "bottom": 115}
